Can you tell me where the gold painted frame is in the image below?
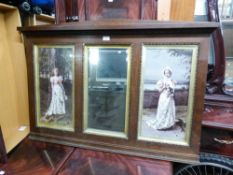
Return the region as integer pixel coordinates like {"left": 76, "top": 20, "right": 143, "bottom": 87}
{"left": 83, "top": 45, "right": 132, "bottom": 138}
{"left": 138, "top": 44, "right": 199, "bottom": 146}
{"left": 34, "top": 45, "right": 75, "bottom": 131}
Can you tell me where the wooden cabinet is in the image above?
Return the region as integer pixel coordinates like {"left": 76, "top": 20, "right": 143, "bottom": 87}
{"left": 197, "top": 0, "right": 233, "bottom": 168}
{"left": 55, "top": 0, "right": 158, "bottom": 23}
{"left": 55, "top": 0, "right": 197, "bottom": 24}
{"left": 0, "top": 3, "right": 29, "bottom": 153}
{"left": 170, "top": 0, "right": 195, "bottom": 21}
{"left": 201, "top": 127, "right": 233, "bottom": 158}
{"left": 201, "top": 95, "right": 233, "bottom": 158}
{"left": 24, "top": 14, "right": 55, "bottom": 26}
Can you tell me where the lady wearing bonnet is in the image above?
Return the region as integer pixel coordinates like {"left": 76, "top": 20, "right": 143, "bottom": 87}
{"left": 146, "top": 67, "right": 176, "bottom": 130}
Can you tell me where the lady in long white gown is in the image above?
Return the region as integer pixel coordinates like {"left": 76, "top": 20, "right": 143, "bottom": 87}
{"left": 146, "top": 67, "right": 176, "bottom": 130}
{"left": 43, "top": 67, "right": 66, "bottom": 121}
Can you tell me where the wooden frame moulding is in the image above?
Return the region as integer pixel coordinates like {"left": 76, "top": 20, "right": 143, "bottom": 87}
{"left": 19, "top": 20, "right": 218, "bottom": 163}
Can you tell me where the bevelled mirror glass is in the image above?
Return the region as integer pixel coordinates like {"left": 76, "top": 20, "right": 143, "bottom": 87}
{"left": 219, "top": 0, "right": 233, "bottom": 95}
{"left": 83, "top": 46, "right": 131, "bottom": 138}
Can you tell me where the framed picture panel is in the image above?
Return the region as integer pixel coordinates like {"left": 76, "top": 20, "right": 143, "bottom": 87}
{"left": 19, "top": 21, "right": 218, "bottom": 163}
{"left": 33, "top": 45, "right": 75, "bottom": 131}
{"left": 138, "top": 45, "right": 198, "bottom": 146}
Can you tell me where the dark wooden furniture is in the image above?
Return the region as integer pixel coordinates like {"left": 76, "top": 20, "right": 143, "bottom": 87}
{"left": 201, "top": 127, "right": 233, "bottom": 157}
{"left": 55, "top": 0, "right": 158, "bottom": 23}
{"left": 206, "top": 0, "right": 225, "bottom": 94}
{"left": 0, "top": 138, "right": 173, "bottom": 175}
{"left": 200, "top": 0, "right": 233, "bottom": 161}
{"left": 201, "top": 96, "right": 233, "bottom": 158}
{"left": 19, "top": 21, "right": 218, "bottom": 163}
{"left": 58, "top": 147, "right": 172, "bottom": 175}
{"left": 0, "top": 138, "right": 74, "bottom": 175}
{"left": 0, "top": 127, "right": 7, "bottom": 164}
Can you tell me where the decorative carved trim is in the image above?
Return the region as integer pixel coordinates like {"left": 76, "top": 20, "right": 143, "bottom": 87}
{"left": 206, "top": 0, "right": 225, "bottom": 94}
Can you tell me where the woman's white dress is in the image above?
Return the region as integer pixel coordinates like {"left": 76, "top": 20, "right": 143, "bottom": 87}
{"left": 146, "top": 78, "right": 176, "bottom": 130}
{"left": 45, "top": 76, "right": 66, "bottom": 116}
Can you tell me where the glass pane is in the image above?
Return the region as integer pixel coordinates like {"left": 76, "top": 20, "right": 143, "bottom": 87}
{"left": 222, "top": 19, "right": 233, "bottom": 94}
{"left": 87, "top": 0, "right": 140, "bottom": 20}
{"left": 84, "top": 46, "right": 131, "bottom": 137}
{"left": 218, "top": 0, "right": 233, "bottom": 19}
{"left": 223, "top": 57, "right": 233, "bottom": 95}
{"left": 34, "top": 45, "right": 75, "bottom": 131}
{"left": 138, "top": 45, "right": 199, "bottom": 146}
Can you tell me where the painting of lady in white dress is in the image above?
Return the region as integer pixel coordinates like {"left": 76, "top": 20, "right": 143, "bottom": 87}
{"left": 146, "top": 67, "right": 176, "bottom": 130}
{"left": 138, "top": 45, "right": 198, "bottom": 145}
{"left": 34, "top": 45, "right": 75, "bottom": 131}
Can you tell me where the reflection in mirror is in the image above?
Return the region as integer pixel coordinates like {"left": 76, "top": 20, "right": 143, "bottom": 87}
{"left": 218, "top": 0, "right": 233, "bottom": 19}
{"left": 84, "top": 46, "right": 131, "bottom": 138}
{"left": 223, "top": 58, "right": 233, "bottom": 95}
{"left": 219, "top": 0, "right": 233, "bottom": 95}
{"left": 194, "top": 0, "right": 217, "bottom": 93}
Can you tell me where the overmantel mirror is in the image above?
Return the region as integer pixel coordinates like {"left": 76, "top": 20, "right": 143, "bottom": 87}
{"left": 203, "top": 0, "right": 233, "bottom": 97}
{"left": 218, "top": 0, "right": 233, "bottom": 95}
{"left": 19, "top": 21, "right": 218, "bottom": 163}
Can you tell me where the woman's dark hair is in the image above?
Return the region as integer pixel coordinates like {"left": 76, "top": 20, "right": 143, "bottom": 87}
{"left": 163, "top": 68, "right": 172, "bottom": 75}
{"left": 51, "top": 67, "right": 59, "bottom": 76}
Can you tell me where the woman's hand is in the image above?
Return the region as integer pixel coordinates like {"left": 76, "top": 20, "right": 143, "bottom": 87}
{"left": 165, "top": 83, "right": 171, "bottom": 89}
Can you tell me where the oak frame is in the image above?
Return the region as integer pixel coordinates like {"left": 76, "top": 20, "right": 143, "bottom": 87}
{"left": 19, "top": 20, "right": 218, "bottom": 163}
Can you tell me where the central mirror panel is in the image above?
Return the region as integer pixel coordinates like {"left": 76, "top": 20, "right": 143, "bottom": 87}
{"left": 83, "top": 46, "right": 131, "bottom": 138}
